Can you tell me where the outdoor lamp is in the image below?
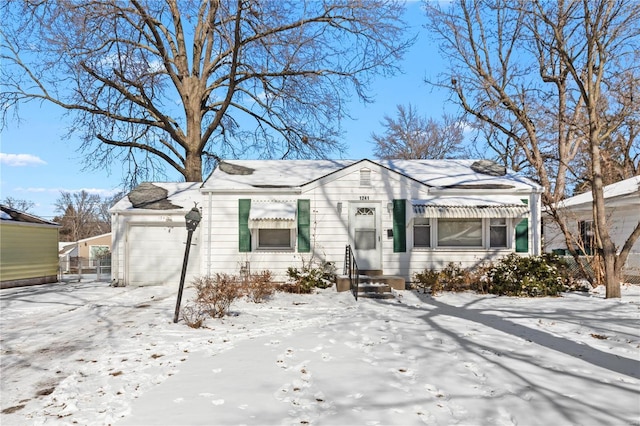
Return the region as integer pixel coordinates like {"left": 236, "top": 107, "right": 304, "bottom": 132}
{"left": 174, "top": 204, "right": 201, "bottom": 323}
{"left": 185, "top": 206, "right": 201, "bottom": 232}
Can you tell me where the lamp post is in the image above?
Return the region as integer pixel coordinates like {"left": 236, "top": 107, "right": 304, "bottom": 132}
{"left": 173, "top": 205, "right": 202, "bottom": 323}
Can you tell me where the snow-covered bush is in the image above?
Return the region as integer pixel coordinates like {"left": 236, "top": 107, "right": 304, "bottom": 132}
{"left": 285, "top": 261, "right": 336, "bottom": 293}
{"left": 486, "top": 254, "right": 565, "bottom": 297}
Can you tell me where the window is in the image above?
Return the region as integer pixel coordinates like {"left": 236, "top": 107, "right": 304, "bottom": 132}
{"left": 437, "top": 218, "right": 482, "bottom": 247}
{"left": 413, "top": 218, "right": 431, "bottom": 247}
{"left": 257, "top": 229, "right": 293, "bottom": 250}
{"left": 89, "top": 245, "right": 109, "bottom": 267}
{"left": 354, "top": 206, "right": 376, "bottom": 250}
{"left": 490, "top": 218, "right": 507, "bottom": 247}
{"left": 579, "top": 220, "right": 595, "bottom": 254}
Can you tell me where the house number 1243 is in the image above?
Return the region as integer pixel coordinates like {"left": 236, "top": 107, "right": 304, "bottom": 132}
{"left": 359, "top": 195, "right": 369, "bottom": 200}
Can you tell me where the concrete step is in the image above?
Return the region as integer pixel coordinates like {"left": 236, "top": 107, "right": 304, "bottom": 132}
{"left": 357, "top": 291, "right": 396, "bottom": 300}
{"left": 336, "top": 274, "right": 406, "bottom": 292}
{"left": 357, "top": 283, "right": 391, "bottom": 293}
{"left": 360, "top": 269, "right": 383, "bottom": 277}
{"left": 357, "top": 282, "right": 394, "bottom": 299}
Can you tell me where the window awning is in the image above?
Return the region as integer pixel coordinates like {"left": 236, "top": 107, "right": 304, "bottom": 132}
{"left": 248, "top": 201, "right": 297, "bottom": 229}
{"left": 411, "top": 196, "right": 529, "bottom": 219}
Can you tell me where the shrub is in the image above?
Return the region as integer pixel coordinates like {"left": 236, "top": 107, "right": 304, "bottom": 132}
{"left": 286, "top": 261, "right": 336, "bottom": 293}
{"left": 413, "top": 269, "right": 440, "bottom": 294}
{"left": 181, "top": 305, "right": 206, "bottom": 329}
{"left": 486, "top": 254, "right": 565, "bottom": 297}
{"left": 244, "top": 270, "right": 276, "bottom": 303}
{"left": 439, "top": 262, "right": 473, "bottom": 292}
{"left": 469, "top": 264, "right": 492, "bottom": 294}
{"left": 413, "top": 263, "right": 475, "bottom": 295}
{"left": 192, "top": 274, "right": 243, "bottom": 318}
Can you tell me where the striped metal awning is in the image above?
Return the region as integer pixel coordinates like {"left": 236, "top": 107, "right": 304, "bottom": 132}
{"left": 411, "top": 196, "right": 529, "bottom": 219}
{"left": 248, "top": 200, "right": 297, "bottom": 229}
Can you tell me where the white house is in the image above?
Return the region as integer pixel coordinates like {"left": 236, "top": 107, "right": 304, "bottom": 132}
{"left": 111, "top": 159, "right": 543, "bottom": 287}
{"left": 543, "top": 176, "right": 640, "bottom": 281}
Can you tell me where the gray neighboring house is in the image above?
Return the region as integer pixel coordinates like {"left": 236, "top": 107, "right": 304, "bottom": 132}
{"left": 543, "top": 176, "right": 640, "bottom": 282}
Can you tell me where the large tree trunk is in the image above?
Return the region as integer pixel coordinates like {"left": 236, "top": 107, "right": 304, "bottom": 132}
{"left": 591, "top": 138, "right": 621, "bottom": 298}
{"left": 183, "top": 77, "right": 204, "bottom": 182}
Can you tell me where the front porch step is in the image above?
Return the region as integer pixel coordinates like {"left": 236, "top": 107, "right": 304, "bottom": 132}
{"left": 359, "top": 269, "right": 383, "bottom": 277}
{"left": 356, "top": 283, "right": 395, "bottom": 299}
{"left": 336, "top": 274, "right": 406, "bottom": 292}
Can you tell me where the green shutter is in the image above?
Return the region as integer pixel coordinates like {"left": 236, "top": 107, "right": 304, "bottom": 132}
{"left": 297, "top": 199, "right": 311, "bottom": 253}
{"left": 239, "top": 199, "right": 251, "bottom": 252}
{"left": 393, "top": 199, "right": 406, "bottom": 253}
{"left": 515, "top": 198, "right": 529, "bottom": 253}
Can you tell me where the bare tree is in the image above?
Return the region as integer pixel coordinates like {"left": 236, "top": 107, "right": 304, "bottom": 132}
{"left": 572, "top": 71, "right": 640, "bottom": 193}
{"left": 1, "top": 0, "right": 412, "bottom": 185}
{"left": 98, "top": 192, "right": 125, "bottom": 226}
{"left": 424, "top": 0, "right": 640, "bottom": 297}
{"left": 54, "top": 191, "right": 109, "bottom": 242}
{"left": 371, "top": 104, "right": 464, "bottom": 159}
{"left": 1, "top": 197, "right": 35, "bottom": 213}
{"left": 469, "top": 118, "right": 530, "bottom": 173}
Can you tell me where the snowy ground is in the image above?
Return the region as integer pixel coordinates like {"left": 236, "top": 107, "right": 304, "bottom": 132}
{"left": 1, "top": 280, "right": 639, "bottom": 426}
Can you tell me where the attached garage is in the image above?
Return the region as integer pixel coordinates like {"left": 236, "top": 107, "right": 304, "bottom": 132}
{"left": 110, "top": 182, "right": 202, "bottom": 287}
{"left": 126, "top": 223, "right": 200, "bottom": 286}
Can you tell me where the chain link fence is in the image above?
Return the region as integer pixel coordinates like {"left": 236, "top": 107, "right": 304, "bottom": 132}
{"left": 59, "top": 256, "right": 111, "bottom": 283}
{"left": 558, "top": 254, "right": 640, "bottom": 285}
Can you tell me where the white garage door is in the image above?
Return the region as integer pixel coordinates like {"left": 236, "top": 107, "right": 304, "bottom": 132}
{"left": 127, "top": 224, "right": 201, "bottom": 286}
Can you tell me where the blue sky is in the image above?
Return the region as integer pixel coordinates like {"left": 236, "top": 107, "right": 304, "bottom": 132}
{"left": 0, "top": 3, "right": 455, "bottom": 220}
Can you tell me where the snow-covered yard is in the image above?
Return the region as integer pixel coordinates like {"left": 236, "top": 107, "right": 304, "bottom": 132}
{"left": 1, "top": 280, "right": 639, "bottom": 425}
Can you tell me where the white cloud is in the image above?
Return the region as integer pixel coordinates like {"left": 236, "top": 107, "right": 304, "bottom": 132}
{"left": 0, "top": 153, "right": 47, "bottom": 167}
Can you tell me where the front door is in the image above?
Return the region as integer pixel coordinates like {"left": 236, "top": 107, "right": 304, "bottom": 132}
{"left": 349, "top": 202, "right": 382, "bottom": 270}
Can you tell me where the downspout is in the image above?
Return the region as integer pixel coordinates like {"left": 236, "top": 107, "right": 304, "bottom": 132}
{"left": 111, "top": 212, "right": 119, "bottom": 285}
{"left": 206, "top": 192, "right": 212, "bottom": 276}
{"left": 531, "top": 191, "right": 542, "bottom": 256}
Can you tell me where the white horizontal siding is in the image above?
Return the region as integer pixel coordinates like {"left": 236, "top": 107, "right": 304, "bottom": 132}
{"left": 202, "top": 165, "right": 536, "bottom": 283}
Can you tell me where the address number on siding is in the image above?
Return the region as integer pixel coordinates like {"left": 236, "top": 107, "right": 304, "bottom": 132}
{"left": 359, "top": 195, "right": 369, "bottom": 200}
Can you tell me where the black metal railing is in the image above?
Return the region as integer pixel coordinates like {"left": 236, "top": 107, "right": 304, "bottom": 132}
{"left": 344, "top": 245, "right": 359, "bottom": 301}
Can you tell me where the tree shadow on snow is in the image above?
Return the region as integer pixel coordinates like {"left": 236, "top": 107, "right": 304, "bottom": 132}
{"left": 368, "top": 292, "right": 639, "bottom": 425}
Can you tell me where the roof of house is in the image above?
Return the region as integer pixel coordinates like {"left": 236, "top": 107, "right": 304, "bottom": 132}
{"left": 0, "top": 205, "right": 59, "bottom": 226}
{"left": 559, "top": 176, "right": 640, "bottom": 209}
{"left": 201, "top": 159, "right": 541, "bottom": 192}
{"left": 76, "top": 232, "right": 112, "bottom": 244}
{"left": 110, "top": 182, "right": 202, "bottom": 213}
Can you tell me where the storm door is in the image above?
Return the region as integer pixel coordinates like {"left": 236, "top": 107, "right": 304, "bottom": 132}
{"left": 349, "top": 202, "right": 382, "bottom": 270}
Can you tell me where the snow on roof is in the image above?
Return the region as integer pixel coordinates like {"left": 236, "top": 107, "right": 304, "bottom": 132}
{"left": 202, "top": 159, "right": 540, "bottom": 192}
{"left": 248, "top": 200, "right": 297, "bottom": 221}
{"left": 110, "top": 182, "right": 202, "bottom": 213}
{"left": 0, "top": 205, "right": 59, "bottom": 226}
{"left": 560, "top": 176, "right": 640, "bottom": 208}
{"left": 76, "top": 232, "right": 111, "bottom": 243}
{"left": 203, "top": 159, "right": 355, "bottom": 191}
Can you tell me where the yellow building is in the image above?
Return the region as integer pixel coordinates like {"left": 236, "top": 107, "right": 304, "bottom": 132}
{"left": 1, "top": 205, "right": 60, "bottom": 289}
